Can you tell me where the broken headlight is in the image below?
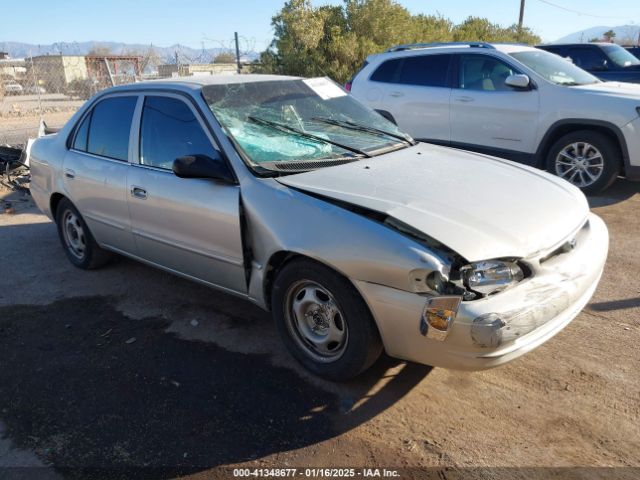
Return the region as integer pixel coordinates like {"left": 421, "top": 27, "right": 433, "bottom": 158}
{"left": 461, "top": 260, "right": 524, "bottom": 296}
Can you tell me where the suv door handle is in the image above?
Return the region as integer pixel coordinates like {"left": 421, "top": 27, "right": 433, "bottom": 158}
{"left": 389, "top": 91, "right": 404, "bottom": 98}
{"left": 64, "top": 168, "right": 75, "bottom": 179}
{"left": 130, "top": 186, "right": 147, "bottom": 200}
{"left": 454, "top": 96, "right": 475, "bottom": 103}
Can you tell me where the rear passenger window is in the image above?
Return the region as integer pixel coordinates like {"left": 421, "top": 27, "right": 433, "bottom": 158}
{"left": 370, "top": 59, "right": 402, "bottom": 83}
{"left": 72, "top": 111, "right": 91, "bottom": 151}
{"left": 86, "top": 96, "right": 137, "bottom": 161}
{"left": 139, "top": 96, "right": 218, "bottom": 170}
{"left": 398, "top": 55, "right": 451, "bottom": 87}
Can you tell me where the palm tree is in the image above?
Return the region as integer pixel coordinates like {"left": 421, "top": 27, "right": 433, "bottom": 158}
{"left": 603, "top": 30, "right": 616, "bottom": 43}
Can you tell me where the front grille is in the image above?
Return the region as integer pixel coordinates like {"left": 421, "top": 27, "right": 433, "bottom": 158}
{"left": 539, "top": 220, "right": 589, "bottom": 264}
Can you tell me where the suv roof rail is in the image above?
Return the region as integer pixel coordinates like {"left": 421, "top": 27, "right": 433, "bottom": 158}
{"left": 386, "top": 42, "right": 496, "bottom": 52}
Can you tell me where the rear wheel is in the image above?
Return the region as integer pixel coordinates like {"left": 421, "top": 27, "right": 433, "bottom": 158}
{"left": 546, "top": 130, "right": 620, "bottom": 195}
{"left": 271, "top": 259, "right": 383, "bottom": 381}
{"left": 55, "top": 198, "right": 111, "bottom": 269}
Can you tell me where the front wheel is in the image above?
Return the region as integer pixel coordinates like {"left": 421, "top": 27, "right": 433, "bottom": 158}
{"left": 271, "top": 259, "right": 383, "bottom": 381}
{"left": 546, "top": 130, "right": 620, "bottom": 195}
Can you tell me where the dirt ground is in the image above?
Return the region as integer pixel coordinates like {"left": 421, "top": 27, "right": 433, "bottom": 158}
{"left": 0, "top": 178, "right": 638, "bottom": 480}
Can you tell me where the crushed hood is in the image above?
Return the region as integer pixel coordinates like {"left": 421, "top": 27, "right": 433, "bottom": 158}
{"left": 276, "top": 143, "right": 589, "bottom": 261}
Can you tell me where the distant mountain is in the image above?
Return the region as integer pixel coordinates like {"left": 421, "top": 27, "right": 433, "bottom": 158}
{"left": 554, "top": 25, "right": 640, "bottom": 45}
{"left": 0, "top": 40, "right": 259, "bottom": 63}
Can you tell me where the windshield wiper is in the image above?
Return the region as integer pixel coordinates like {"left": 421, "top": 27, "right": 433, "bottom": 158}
{"left": 560, "top": 81, "right": 599, "bottom": 86}
{"left": 247, "top": 116, "right": 371, "bottom": 158}
{"left": 312, "top": 117, "right": 415, "bottom": 146}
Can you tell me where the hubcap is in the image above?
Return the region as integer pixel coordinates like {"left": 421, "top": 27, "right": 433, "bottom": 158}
{"left": 555, "top": 142, "right": 604, "bottom": 188}
{"left": 62, "top": 210, "right": 86, "bottom": 260}
{"left": 284, "top": 280, "right": 348, "bottom": 362}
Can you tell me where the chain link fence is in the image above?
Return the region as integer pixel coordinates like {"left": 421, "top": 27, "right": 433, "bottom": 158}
{"left": 1, "top": 49, "right": 248, "bottom": 146}
{"left": 0, "top": 54, "right": 146, "bottom": 145}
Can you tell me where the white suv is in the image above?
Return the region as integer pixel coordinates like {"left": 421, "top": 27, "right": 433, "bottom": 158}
{"left": 349, "top": 42, "right": 640, "bottom": 194}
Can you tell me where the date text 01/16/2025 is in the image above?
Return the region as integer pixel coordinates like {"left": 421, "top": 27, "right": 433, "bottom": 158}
{"left": 232, "top": 468, "right": 401, "bottom": 477}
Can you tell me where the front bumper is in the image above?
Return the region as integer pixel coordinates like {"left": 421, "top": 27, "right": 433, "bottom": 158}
{"left": 621, "top": 116, "right": 640, "bottom": 181}
{"left": 354, "top": 212, "right": 609, "bottom": 370}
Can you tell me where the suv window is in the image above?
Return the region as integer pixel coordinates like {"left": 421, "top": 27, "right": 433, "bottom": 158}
{"left": 398, "top": 54, "right": 451, "bottom": 87}
{"left": 601, "top": 44, "right": 640, "bottom": 67}
{"left": 458, "top": 55, "right": 517, "bottom": 91}
{"left": 84, "top": 96, "right": 137, "bottom": 161}
{"left": 139, "top": 96, "right": 218, "bottom": 170}
{"left": 370, "top": 54, "right": 451, "bottom": 87}
{"left": 567, "top": 47, "right": 608, "bottom": 71}
{"left": 370, "top": 58, "right": 402, "bottom": 83}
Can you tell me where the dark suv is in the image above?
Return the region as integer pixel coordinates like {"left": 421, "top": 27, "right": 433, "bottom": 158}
{"left": 537, "top": 43, "right": 640, "bottom": 83}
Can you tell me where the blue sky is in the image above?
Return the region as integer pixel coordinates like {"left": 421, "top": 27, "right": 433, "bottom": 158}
{"left": 3, "top": 0, "right": 638, "bottom": 48}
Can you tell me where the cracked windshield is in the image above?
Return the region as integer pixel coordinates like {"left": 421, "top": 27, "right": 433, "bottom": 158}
{"left": 203, "top": 78, "right": 412, "bottom": 170}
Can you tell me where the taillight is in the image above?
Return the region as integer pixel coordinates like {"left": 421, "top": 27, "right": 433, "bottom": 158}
{"left": 344, "top": 81, "right": 352, "bottom": 92}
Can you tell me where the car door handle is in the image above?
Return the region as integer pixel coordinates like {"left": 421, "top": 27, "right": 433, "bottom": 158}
{"left": 130, "top": 186, "right": 147, "bottom": 200}
{"left": 389, "top": 91, "right": 404, "bottom": 98}
{"left": 64, "top": 168, "right": 75, "bottom": 179}
{"left": 454, "top": 96, "right": 475, "bottom": 103}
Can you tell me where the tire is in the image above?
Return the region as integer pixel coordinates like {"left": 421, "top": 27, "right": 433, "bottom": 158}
{"left": 55, "top": 197, "right": 111, "bottom": 269}
{"left": 271, "top": 258, "right": 383, "bottom": 381}
{"left": 546, "top": 130, "right": 620, "bottom": 195}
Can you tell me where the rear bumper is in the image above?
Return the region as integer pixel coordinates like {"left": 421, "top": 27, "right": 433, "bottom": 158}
{"left": 355, "top": 213, "right": 608, "bottom": 370}
{"left": 29, "top": 179, "right": 54, "bottom": 220}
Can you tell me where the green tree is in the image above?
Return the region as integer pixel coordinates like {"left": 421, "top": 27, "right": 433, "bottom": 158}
{"left": 256, "top": 0, "right": 540, "bottom": 83}
{"left": 452, "top": 16, "right": 539, "bottom": 44}
{"left": 603, "top": 30, "right": 616, "bottom": 42}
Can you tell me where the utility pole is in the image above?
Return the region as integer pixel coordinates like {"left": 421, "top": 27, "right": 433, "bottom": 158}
{"left": 518, "top": 0, "right": 526, "bottom": 31}
{"left": 234, "top": 31, "right": 241, "bottom": 74}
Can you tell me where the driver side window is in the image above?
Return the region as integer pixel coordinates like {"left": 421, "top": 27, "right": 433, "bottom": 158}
{"left": 139, "top": 95, "right": 219, "bottom": 170}
{"left": 458, "top": 55, "right": 517, "bottom": 92}
{"left": 567, "top": 48, "right": 608, "bottom": 71}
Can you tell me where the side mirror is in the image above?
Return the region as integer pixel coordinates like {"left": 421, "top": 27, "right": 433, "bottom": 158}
{"left": 505, "top": 74, "right": 531, "bottom": 90}
{"left": 172, "top": 154, "right": 235, "bottom": 183}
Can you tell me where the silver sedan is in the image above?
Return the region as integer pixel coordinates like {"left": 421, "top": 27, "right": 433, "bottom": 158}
{"left": 30, "top": 75, "right": 608, "bottom": 380}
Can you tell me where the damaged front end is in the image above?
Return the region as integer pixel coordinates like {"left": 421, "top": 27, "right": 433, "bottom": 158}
{"left": 241, "top": 169, "right": 605, "bottom": 371}
{"left": 351, "top": 212, "right": 607, "bottom": 370}
{"left": 298, "top": 189, "right": 606, "bottom": 366}
{"left": 287, "top": 188, "right": 540, "bottom": 343}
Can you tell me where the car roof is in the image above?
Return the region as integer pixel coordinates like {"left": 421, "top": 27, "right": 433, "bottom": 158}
{"left": 538, "top": 43, "right": 614, "bottom": 48}
{"left": 366, "top": 43, "right": 537, "bottom": 62}
{"left": 101, "top": 74, "right": 302, "bottom": 94}
{"left": 492, "top": 44, "right": 538, "bottom": 54}
{"left": 368, "top": 42, "right": 535, "bottom": 59}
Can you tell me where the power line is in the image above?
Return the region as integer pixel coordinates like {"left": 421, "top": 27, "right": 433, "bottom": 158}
{"left": 535, "top": 0, "right": 632, "bottom": 20}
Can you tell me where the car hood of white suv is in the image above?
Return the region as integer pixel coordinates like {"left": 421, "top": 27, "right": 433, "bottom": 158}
{"left": 277, "top": 143, "right": 589, "bottom": 262}
{"left": 573, "top": 81, "right": 640, "bottom": 98}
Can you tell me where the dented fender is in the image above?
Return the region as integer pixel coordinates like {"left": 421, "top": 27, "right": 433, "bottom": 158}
{"left": 239, "top": 178, "right": 450, "bottom": 309}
